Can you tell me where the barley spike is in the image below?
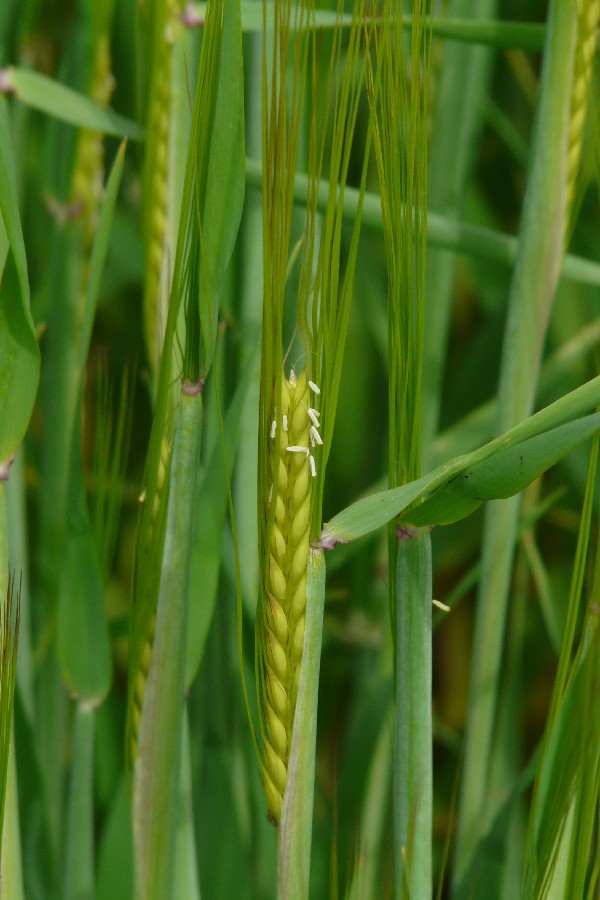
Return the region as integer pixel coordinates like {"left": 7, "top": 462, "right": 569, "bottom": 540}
{"left": 126, "top": 435, "right": 171, "bottom": 770}
{"left": 260, "top": 369, "right": 314, "bottom": 824}
{"left": 566, "top": 0, "right": 600, "bottom": 230}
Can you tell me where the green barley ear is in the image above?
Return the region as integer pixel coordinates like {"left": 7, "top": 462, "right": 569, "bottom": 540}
{"left": 565, "top": 0, "right": 600, "bottom": 240}
{"left": 140, "top": 0, "right": 185, "bottom": 383}
{"left": 254, "top": 0, "right": 313, "bottom": 826}
{"left": 258, "top": 369, "right": 312, "bottom": 821}
{"left": 254, "top": 0, "right": 373, "bottom": 835}
{"left": 126, "top": 0, "right": 244, "bottom": 774}
{"left": 70, "top": 1, "right": 116, "bottom": 247}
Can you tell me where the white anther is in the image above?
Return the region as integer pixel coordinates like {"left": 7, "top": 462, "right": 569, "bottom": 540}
{"left": 282, "top": 414, "right": 288, "bottom": 433}
{"left": 310, "top": 425, "right": 323, "bottom": 446}
{"left": 270, "top": 420, "right": 277, "bottom": 439}
{"left": 138, "top": 488, "right": 147, "bottom": 503}
{"left": 308, "top": 379, "right": 321, "bottom": 395}
{"left": 307, "top": 408, "right": 320, "bottom": 427}
{"left": 309, "top": 454, "right": 317, "bottom": 477}
{"left": 433, "top": 599, "right": 450, "bottom": 612}
{"left": 268, "top": 483, "right": 273, "bottom": 506}
{"left": 289, "top": 367, "right": 297, "bottom": 388}
{"left": 287, "top": 445, "right": 310, "bottom": 456}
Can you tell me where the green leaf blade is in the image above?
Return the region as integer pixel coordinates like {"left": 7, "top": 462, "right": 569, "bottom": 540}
{"left": 0, "top": 97, "right": 39, "bottom": 466}
{"left": 6, "top": 68, "right": 144, "bottom": 140}
{"left": 322, "top": 377, "right": 600, "bottom": 544}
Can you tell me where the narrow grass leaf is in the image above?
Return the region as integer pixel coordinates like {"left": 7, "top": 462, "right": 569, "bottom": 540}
{"left": 0, "top": 97, "right": 39, "bottom": 467}
{"left": 321, "top": 376, "right": 600, "bottom": 544}
{"left": 524, "top": 627, "right": 599, "bottom": 899}
{"left": 133, "top": 388, "right": 203, "bottom": 899}
{"left": 279, "top": 547, "right": 326, "bottom": 900}
{"left": 55, "top": 143, "right": 125, "bottom": 703}
{"left": 57, "top": 418, "right": 111, "bottom": 703}
{"left": 3, "top": 68, "right": 143, "bottom": 139}
{"left": 92, "top": 362, "right": 135, "bottom": 579}
{"left": 96, "top": 777, "right": 133, "bottom": 900}
{"left": 186, "top": 356, "right": 252, "bottom": 686}
{"left": 524, "top": 431, "right": 600, "bottom": 897}
{"left": 12, "top": 686, "right": 55, "bottom": 894}
{"left": 345, "top": 705, "right": 393, "bottom": 900}
{"left": 404, "top": 412, "right": 600, "bottom": 526}
{"left": 452, "top": 751, "right": 538, "bottom": 898}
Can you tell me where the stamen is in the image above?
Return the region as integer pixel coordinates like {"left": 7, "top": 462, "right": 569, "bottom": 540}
{"left": 308, "top": 380, "right": 321, "bottom": 395}
{"left": 310, "top": 425, "right": 323, "bottom": 446}
{"left": 433, "top": 599, "right": 450, "bottom": 612}
{"left": 307, "top": 408, "right": 320, "bottom": 427}
{"left": 287, "top": 445, "right": 310, "bottom": 456}
{"left": 282, "top": 414, "right": 288, "bottom": 433}
{"left": 270, "top": 420, "right": 277, "bottom": 439}
{"left": 309, "top": 455, "right": 317, "bottom": 477}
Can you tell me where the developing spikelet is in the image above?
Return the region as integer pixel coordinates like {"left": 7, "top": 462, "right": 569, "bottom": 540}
{"left": 127, "top": 435, "right": 171, "bottom": 769}
{"left": 566, "top": 0, "right": 600, "bottom": 228}
{"left": 128, "top": 613, "right": 156, "bottom": 764}
{"left": 70, "top": 35, "right": 115, "bottom": 245}
{"left": 142, "top": 0, "right": 179, "bottom": 376}
{"left": 261, "top": 369, "right": 313, "bottom": 824}
{"left": 68, "top": 33, "right": 114, "bottom": 337}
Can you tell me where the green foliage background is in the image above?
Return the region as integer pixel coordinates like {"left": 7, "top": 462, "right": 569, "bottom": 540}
{"left": 1, "top": 0, "right": 600, "bottom": 897}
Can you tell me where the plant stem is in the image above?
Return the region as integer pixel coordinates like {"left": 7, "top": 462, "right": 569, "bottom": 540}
{"left": 394, "top": 529, "right": 432, "bottom": 900}
{"left": 64, "top": 705, "right": 95, "bottom": 900}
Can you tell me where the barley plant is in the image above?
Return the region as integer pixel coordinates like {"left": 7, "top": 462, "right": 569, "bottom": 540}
{"left": 2, "top": 0, "right": 600, "bottom": 897}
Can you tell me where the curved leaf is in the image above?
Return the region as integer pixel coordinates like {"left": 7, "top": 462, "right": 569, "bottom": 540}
{"left": 5, "top": 68, "right": 143, "bottom": 140}
{"left": 403, "top": 413, "right": 600, "bottom": 527}
{"left": 321, "top": 377, "right": 600, "bottom": 544}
